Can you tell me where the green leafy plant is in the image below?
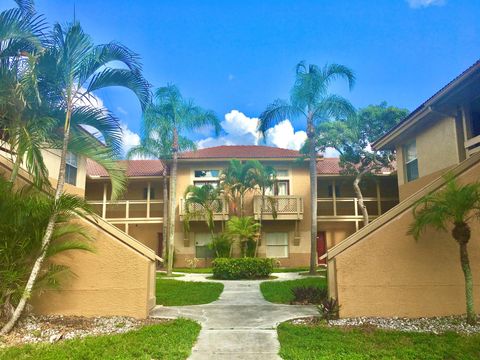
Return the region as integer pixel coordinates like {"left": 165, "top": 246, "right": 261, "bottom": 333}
{"left": 0, "top": 177, "right": 94, "bottom": 323}
{"left": 208, "top": 234, "right": 233, "bottom": 258}
{"left": 212, "top": 258, "right": 274, "bottom": 280}
{"left": 225, "top": 216, "right": 260, "bottom": 257}
{"left": 290, "top": 286, "right": 328, "bottom": 305}
{"left": 318, "top": 297, "right": 340, "bottom": 320}
{"left": 408, "top": 174, "right": 480, "bottom": 325}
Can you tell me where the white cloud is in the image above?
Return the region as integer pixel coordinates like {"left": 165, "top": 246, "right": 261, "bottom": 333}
{"left": 323, "top": 147, "right": 340, "bottom": 158}
{"left": 117, "top": 106, "right": 128, "bottom": 115}
{"left": 406, "top": 0, "right": 445, "bottom": 8}
{"left": 197, "top": 110, "right": 307, "bottom": 151}
{"left": 120, "top": 123, "right": 141, "bottom": 158}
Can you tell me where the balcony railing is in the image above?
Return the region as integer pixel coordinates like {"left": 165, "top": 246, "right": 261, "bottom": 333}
{"left": 317, "top": 196, "right": 398, "bottom": 221}
{"left": 179, "top": 197, "right": 229, "bottom": 221}
{"left": 253, "top": 195, "right": 304, "bottom": 220}
{"left": 87, "top": 199, "right": 164, "bottom": 224}
{"left": 465, "top": 134, "right": 480, "bottom": 158}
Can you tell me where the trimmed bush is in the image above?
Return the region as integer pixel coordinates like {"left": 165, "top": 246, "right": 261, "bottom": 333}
{"left": 212, "top": 258, "right": 274, "bottom": 280}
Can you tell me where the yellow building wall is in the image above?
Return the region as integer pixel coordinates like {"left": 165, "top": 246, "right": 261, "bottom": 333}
{"left": 331, "top": 156, "right": 480, "bottom": 318}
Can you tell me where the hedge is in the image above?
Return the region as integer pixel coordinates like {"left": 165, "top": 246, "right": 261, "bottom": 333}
{"left": 212, "top": 258, "right": 275, "bottom": 280}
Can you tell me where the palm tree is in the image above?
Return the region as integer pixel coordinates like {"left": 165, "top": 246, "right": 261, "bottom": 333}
{"left": 128, "top": 112, "right": 195, "bottom": 260}
{"left": 149, "top": 85, "right": 220, "bottom": 275}
{"left": 259, "top": 61, "right": 355, "bottom": 274}
{"left": 220, "top": 159, "right": 255, "bottom": 216}
{"left": 408, "top": 175, "right": 480, "bottom": 325}
{"left": 183, "top": 184, "right": 223, "bottom": 236}
{"left": 226, "top": 216, "right": 261, "bottom": 257}
{"left": 245, "top": 160, "right": 276, "bottom": 256}
{"left": 1, "top": 21, "right": 150, "bottom": 334}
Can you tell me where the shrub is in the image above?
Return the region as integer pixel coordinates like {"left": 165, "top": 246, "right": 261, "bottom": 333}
{"left": 208, "top": 234, "right": 233, "bottom": 258}
{"left": 212, "top": 258, "right": 274, "bottom": 280}
{"left": 319, "top": 297, "right": 340, "bottom": 320}
{"left": 290, "top": 286, "right": 328, "bottom": 305}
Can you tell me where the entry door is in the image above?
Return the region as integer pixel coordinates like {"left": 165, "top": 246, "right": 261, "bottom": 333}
{"left": 157, "top": 232, "right": 164, "bottom": 258}
{"left": 316, "top": 231, "right": 326, "bottom": 265}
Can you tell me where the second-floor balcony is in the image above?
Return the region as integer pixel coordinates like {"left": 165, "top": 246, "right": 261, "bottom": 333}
{"left": 317, "top": 196, "right": 398, "bottom": 221}
{"left": 87, "top": 199, "right": 164, "bottom": 224}
{"left": 179, "top": 197, "right": 229, "bottom": 222}
{"left": 253, "top": 195, "right": 304, "bottom": 220}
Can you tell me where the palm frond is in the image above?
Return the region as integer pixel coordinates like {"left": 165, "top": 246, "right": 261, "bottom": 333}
{"left": 258, "top": 99, "right": 300, "bottom": 135}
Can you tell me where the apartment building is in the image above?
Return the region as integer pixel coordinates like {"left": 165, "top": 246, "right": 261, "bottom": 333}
{"left": 84, "top": 145, "right": 399, "bottom": 268}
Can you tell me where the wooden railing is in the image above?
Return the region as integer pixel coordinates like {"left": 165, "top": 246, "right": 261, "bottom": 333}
{"left": 179, "top": 197, "right": 229, "bottom": 221}
{"left": 317, "top": 196, "right": 398, "bottom": 220}
{"left": 86, "top": 199, "right": 164, "bottom": 224}
{"left": 253, "top": 195, "right": 304, "bottom": 220}
{"left": 465, "top": 134, "right": 480, "bottom": 158}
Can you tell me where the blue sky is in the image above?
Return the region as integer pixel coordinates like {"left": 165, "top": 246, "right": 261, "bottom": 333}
{"left": 3, "top": 0, "right": 480, "bottom": 154}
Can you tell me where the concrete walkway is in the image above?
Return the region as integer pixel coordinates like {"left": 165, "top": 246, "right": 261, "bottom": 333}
{"left": 150, "top": 273, "right": 319, "bottom": 359}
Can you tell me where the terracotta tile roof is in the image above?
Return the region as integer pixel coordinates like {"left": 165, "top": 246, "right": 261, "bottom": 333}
{"left": 178, "top": 145, "right": 302, "bottom": 159}
{"left": 317, "top": 158, "right": 396, "bottom": 175}
{"left": 86, "top": 159, "right": 166, "bottom": 178}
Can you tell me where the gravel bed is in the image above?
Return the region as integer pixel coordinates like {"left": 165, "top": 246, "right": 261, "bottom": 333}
{"left": 0, "top": 315, "right": 166, "bottom": 347}
{"left": 291, "top": 315, "right": 480, "bottom": 334}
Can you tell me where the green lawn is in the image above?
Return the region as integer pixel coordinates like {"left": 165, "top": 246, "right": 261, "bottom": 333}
{"left": 260, "top": 277, "right": 327, "bottom": 304}
{"left": 278, "top": 322, "right": 480, "bottom": 360}
{"left": 156, "top": 272, "right": 184, "bottom": 278}
{"left": 172, "top": 267, "right": 213, "bottom": 273}
{"left": 156, "top": 279, "right": 223, "bottom": 305}
{"left": 0, "top": 319, "right": 200, "bottom": 360}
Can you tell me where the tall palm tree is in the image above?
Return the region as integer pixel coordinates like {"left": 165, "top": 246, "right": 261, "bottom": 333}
{"left": 128, "top": 112, "right": 195, "bottom": 260}
{"left": 1, "top": 21, "right": 150, "bottom": 334}
{"left": 220, "top": 159, "right": 256, "bottom": 216}
{"left": 408, "top": 175, "right": 480, "bottom": 325}
{"left": 183, "top": 184, "right": 222, "bottom": 236}
{"left": 259, "top": 61, "right": 355, "bottom": 274}
{"left": 148, "top": 85, "right": 220, "bottom": 275}
{"left": 245, "top": 160, "right": 276, "bottom": 256}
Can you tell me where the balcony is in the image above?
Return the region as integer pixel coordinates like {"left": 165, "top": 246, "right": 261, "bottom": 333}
{"left": 179, "top": 197, "right": 229, "bottom": 221}
{"left": 87, "top": 199, "right": 164, "bottom": 224}
{"left": 465, "top": 134, "right": 480, "bottom": 158}
{"left": 253, "top": 195, "right": 304, "bottom": 220}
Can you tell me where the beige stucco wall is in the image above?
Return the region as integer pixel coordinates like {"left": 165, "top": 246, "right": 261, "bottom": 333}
{"left": 397, "top": 116, "right": 461, "bottom": 191}
{"left": 172, "top": 160, "right": 312, "bottom": 268}
{"left": 331, "top": 157, "right": 480, "bottom": 318}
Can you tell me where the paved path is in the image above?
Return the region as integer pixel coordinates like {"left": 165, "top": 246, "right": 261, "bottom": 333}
{"left": 150, "top": 273, "right": 319, "bottom": 359}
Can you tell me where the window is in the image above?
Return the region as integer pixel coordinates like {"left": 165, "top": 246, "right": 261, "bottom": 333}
{"left": 265, "top": 232, "right": 289, "bottom": 258}
{"left": 195, "top": 233, "right": 214, "bottom": 258}
{"left": 143, "top": 187, "right": 155, "bottom": 199}
{"left": 194, "top": 169, "right": 219, "bottom": 188}
{"left": 275, "top": 169, "right": 289, "bottom": 177}
{"left": 328, "top": 185, "right": 340, "bottom": 197}
{"left": 404, "top": 141, "right": 419, "bottom": 182}
{"left": 65, "top": 152, "right": 77, "bottom": 186}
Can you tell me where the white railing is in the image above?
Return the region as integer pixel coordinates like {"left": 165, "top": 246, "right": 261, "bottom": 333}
{"left": 465, "top": 134, "right": 480, "bottom": 157}
{"left": 253, "top": 195, "right": 304, "bottom": 220}
{"left": 179, "top": 197, "right": 229, "bottom": 221}
{"left": 86, "top": 199, "right": 164, "bottom": 224}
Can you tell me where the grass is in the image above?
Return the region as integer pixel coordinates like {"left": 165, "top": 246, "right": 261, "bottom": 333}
{"left": 0, "top": 319, "right": 200, "bottom": 360}
{"left": 172, "top": 267, "right": 213, "bottom": 273}
{"left": 272, "top": 267, "right": 310, "bottom": 273}
{"left": 260, "top": 277, "right": 327, "bottom": 304}
{"left": 156, "top": 272, "right": 184, "bottom": 278}
{"left": 156, "top": 279, "right": 223, "bottom": 306}
{"left": 277, "top": 322, "right": 480, "bottom": 360}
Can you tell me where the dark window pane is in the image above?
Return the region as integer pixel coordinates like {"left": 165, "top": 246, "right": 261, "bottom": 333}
{"left": 65, "top": 164, "right": 77, "bottom": 185}
{"left": 406, "top": 159, "right": 419, "bottom": 182}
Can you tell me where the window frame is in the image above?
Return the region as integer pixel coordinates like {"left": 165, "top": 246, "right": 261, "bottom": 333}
{"left": 194, "top": 233, "right": 214, "bottom": 259}
{"left": 265, "top": 232, "right": 289, "bottom": 258}
{"left": 404, "top": 140, "right": 419, "bottom": 183}
{"left": 65, "top": 152, "right": 78, "bottom": 186}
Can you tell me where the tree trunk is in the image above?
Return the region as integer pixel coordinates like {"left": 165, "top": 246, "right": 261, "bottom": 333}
{"left": 1, "top": 109, "right": 72, "bottom": 335}
{"left": 255, "top": 190, "right": 264, "bottom": 258}
{"left": 162, "top": 168, "right": 168, "bottom": 261}
{"left": 307, "top": 114, "right": 317, "bottom": 275}
{"left": 9, "top": 154, "right": 22, "bottom": 184}
{"left": 454, "top": 223, "right": 476, "bottom": 325}
{"left": 353, "top": 172, "right": 369, "bottom": 227}
{"left": 166, "top": 129, "right": 178, "bottom": 276}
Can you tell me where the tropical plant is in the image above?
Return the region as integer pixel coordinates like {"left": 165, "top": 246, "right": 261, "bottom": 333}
{"left": 408, "top": 175, "right": 480, "bottom": 325}
{"left": 150, "top": 84, "right": 220, "bottom": 276}
{"left": 128, "top": 113, "right": 195, "bottom": 260}
{"left": 0, "top": 177, "right": 94, "bottom": 324}
{"left": 245, "top": 160, "right": 276, "bottom": 255}
{"left": 290, "top": 286, "right": 328, "bottom": 305}
{"left": 208, "top": 234, "right": 233, "bottom": 258}
{"left": 183, "top": 184, "right": 223, "bottom": 236}
{"left": 1, "top": 20, "right": 150, "bottom": 334}
{"left": 259, "top": 61, "right": 355, "bottom": 274}
{"left": 220, "top": 159, "right": 255, "bottom": 216}
{"left": 312, "top": 102, "right": 408, "bottom": 225}
{"left": 225, "top": 216, "right": 260, "bottom": 257}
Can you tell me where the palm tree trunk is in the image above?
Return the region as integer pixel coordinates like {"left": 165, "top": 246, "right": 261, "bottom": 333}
{"left": 307, "top": 114, "right": 317, "bottom": 275}
{"left": 167, "top": 129, "right": 178, "bottom": 276}
{"left": 162, "top": 168, "right": 168, "bottom": 261}
{"left": 1, "top": 109, "right": 72, "bottom": 335}
{"left": 353, "top": 172, "right": 369, "bottom": 227}
{"left": 460, "top": 241, "right": 476, "bottom": 325}
{"left": 9, "top": 154, "right": 22, "bottom": 184}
